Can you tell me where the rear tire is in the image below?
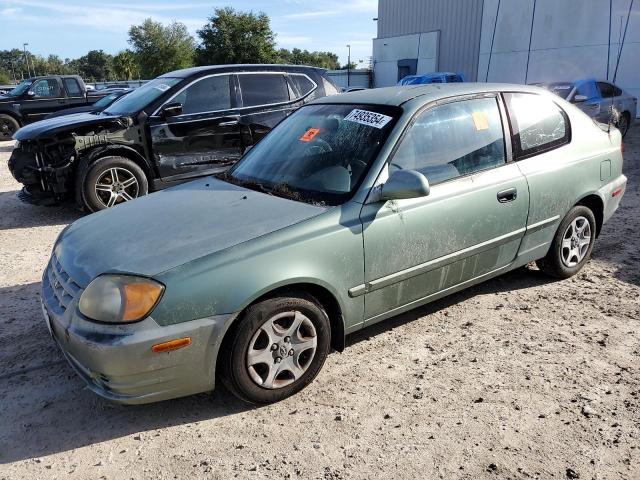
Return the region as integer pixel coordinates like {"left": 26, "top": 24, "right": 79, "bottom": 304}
{"left": 536, "top": 205, "right": 596, "bottom": 279}
{"left": 617, "top": 112, "right": 630, "bottom": 138}
{"left": 79, "top": 156, "right": 148, "bottom": 212}
{"left": 220, "top": 292, "right": 331, "bottom": 404}
{"left": 0, "top": 114, "right": 20, "bottom": 141}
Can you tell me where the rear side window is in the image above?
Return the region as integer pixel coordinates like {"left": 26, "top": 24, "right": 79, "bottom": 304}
{"left": 390, "top": 97, "right": 506, "bottom": 185}
{"left": 597, "top": 82, "right": 615, "bottom": 98}
{"left": 504, "top": 93, "right": 570, "bottom": 160}
{"left": 239, "top": 74, "right": 289, "bottom": 107}
{"left": 173, "top": 75, "right": 231, "bottom": 115}
{"left": 289, "top": 74, "right": 316, "bottom": 99}
{"left": 63, "top": 78, "right": 83, "bottom": 96}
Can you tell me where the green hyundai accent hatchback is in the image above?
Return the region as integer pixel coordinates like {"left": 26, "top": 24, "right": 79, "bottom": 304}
{"left": 42, "top": 84, "right": 627, "bottom": 404}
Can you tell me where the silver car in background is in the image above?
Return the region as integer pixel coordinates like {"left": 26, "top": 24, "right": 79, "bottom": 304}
{"left": 536, "top": 79, "right": 637, "bottom": 137}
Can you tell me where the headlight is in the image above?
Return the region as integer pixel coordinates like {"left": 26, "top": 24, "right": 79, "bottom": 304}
{"left": 79, "top": 275, "right": 164, "bottom": 323}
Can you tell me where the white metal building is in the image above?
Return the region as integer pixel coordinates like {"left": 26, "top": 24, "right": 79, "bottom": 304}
{"left": 373, "top": 0, "right": 639, "bottom": 110}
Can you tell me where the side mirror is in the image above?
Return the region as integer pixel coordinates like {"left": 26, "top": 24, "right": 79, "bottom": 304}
{"left": 26, "top": 91, "right": 35, "bottom": 99}
{"left": 161, "top": 102, "right": 183, "bottom": 118}
{"left": 380, "top": 169, "right": 430, "bottom": 201}
{"left": 573, "top": 94, "right": 588, "bottom": 103}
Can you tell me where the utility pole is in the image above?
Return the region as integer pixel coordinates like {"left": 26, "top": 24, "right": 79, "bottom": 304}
{"left": 23, "top": 43, "right": 32, "bottom": 78}
{"left": 346, "top": 44, "right": 351, "bottom": 87}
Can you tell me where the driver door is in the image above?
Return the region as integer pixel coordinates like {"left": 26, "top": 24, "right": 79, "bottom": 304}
{"left": 148, "top": 74, "right": 246, "bottom": 181}
{"left": 20, "top": 78, "right": 65, "bottom": 122}
{"left": 360, "top": 95, "right": 529, "bottom": 322}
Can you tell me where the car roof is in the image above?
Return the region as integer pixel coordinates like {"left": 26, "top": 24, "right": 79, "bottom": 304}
{"left": 312, "top": 83, "right": 549, "bottom": 107}
{"left": 160, "top": 64, "right": 326, "bottom": 78}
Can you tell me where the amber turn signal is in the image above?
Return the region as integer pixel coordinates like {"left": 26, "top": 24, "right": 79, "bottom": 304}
{"left": 152, "top": 337, "right": 192, "bottom": 353}
{"left": 122, "top": 282, "right": 164, "bottom": 321}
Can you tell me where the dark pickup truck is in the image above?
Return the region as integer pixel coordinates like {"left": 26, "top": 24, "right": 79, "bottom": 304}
{"left": 0, "top": 75, "right": 106, "bottom": 140}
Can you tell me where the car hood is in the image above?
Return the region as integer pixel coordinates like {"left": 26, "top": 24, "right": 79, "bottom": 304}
{"left": 13, "top": 112, "right": 126, "bottom": 140}
{"left": 54, "top": 177, "right": 328, "bottom": 287}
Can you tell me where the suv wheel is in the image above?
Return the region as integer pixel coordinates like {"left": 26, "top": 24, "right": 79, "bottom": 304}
{"left": 80, "top": 156, "right": 148, "bottom": 212}
{"left": 220, "top": 292, "right": 331, "bottom": 404}
{"left": 536, "top": 205, "right": 596, "bottom": 279}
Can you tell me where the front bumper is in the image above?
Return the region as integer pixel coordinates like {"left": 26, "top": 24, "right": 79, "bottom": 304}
{"left": 41, "top": 259, "right": 234, "bottom": 404}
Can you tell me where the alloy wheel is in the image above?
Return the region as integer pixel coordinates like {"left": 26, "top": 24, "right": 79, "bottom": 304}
{"left": 246, "top": 311, "right": 318, "bottom": 389}
{"left": 560, "top": 216, "right": 591, "bottom": 267}
{"left": 94, "top": 167, "right": 139, "bottom": 208}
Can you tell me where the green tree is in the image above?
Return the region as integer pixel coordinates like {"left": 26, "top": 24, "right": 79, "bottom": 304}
{"left": 196, "top": 7, "right": 278, "bottom": 65}
{"left": 113, "top": 50, "right": 138, "bottom": 80}
{"left": 128, "top": 19, "right": 195, "bottom": 78}
{"left": 277, "top": 48, "right": 340, "bottom": 69}
{"left": 73, "top": 50, "right": 114, "bottom": 81}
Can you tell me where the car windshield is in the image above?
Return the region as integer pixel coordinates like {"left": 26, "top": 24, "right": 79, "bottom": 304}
{"left": 5, "top": 80, "right": 32, "bottom": 97}
{"left": 93, "top": 92, "right": 125, "bottom": 108}
{"left": 103, "top": 78, "right": 180, "bottom": 115}
{"left": 542, "top": 82, "right": 574, "bottom": 99}
{"left": 222, "top": 103, "right": 400, "bottom": 206}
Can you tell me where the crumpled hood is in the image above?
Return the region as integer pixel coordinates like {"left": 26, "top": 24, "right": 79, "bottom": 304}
{"left": 14, "top": 112, "right": 125, "bottom": 141}
{"left": 54, "top": 177, "right": 327, "bottom": 286}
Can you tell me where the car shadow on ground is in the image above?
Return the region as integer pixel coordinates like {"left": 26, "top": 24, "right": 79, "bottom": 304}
{"left": 0, "top": 191, "right": 81, "bottom": 230}
{"left": 0, "top": 282, "right": 256, "bottom": 463}
{"left": 0, "top": 267, "right": 556, "bottom": 463}
{"left": 347, "top": 265, "right": 555, "bottom": 347}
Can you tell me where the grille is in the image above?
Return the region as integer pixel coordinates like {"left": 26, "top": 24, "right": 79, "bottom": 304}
{"left": 46, "top": 254, "right": 81, "bottom": 312}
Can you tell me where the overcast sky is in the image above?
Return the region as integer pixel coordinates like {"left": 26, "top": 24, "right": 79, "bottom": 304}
{"left": 0, "top": 0, "right": 378, "bottom": 66}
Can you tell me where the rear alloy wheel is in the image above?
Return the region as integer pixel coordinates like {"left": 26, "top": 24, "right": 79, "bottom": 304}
{"left": 0, "top": 114, "right": 20, "bottom": 141}
{"left": 81, "top": 156, "right": 148, "bottom": 212}
{"left": 537, "top": 205, "right": 596, "bottom": 279}
{"left": 220, "top": 293, "right": 330, "bottom": 404}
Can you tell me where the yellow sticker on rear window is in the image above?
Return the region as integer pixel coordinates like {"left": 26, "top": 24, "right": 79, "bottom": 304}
{"left": 300, "top": 128, "right": 320, "bottom": 142}
{"left": 472, "top": 111, "right": 489, "bottom": 131}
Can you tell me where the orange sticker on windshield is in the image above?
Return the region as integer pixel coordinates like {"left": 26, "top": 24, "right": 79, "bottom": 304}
{"left": 472, "top": 111, "right": 489, "bottom": 131}
{"left": 300, "top": 128, "right": 320, "bottom": 142}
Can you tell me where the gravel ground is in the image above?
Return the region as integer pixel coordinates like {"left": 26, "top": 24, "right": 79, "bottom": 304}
{"left": 0, "top": 130, "right": 638, "bottom": 480}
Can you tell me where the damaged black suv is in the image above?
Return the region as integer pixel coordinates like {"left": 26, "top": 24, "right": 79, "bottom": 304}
{"left": 8, "top": 65, "right": 339, "bottom": 211}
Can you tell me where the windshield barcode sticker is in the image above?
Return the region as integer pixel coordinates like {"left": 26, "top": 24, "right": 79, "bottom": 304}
{"left": 344, "top": 109, "right": 392, "bottom": 129}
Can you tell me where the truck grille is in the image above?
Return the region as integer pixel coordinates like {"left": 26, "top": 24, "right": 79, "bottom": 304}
{"left": 45, "top": 254, "right": 81, "bottom": 313}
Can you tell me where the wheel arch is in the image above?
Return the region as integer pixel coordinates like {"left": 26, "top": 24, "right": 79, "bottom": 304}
{"left": 0, "top": 110, "right": 23, "bottom": 126}
{"left": 81, "top": 144, "right": 153, "bottom": 179}
{"left": 216, "top": 281, "right": 346, "bottom": 379}
{"left": 575, "top": 193, "right": 604, "bottom": 236}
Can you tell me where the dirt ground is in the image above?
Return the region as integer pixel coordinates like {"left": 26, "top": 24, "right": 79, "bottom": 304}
{"left": 0, "top": 129, "right": 638, "bottom": 480}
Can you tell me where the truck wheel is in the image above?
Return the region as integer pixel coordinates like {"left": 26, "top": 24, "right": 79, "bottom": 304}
{"left": 0, "top": 114, "right": 20, "bottom": 141}
{"left": 536, "top": 205, "right": 596, "bottom": 279}
{"left": 220, "top": 292, "right": 331, "bottom": 404}
{"left": 80, "top": 156, "right": 148, "bottom": 212}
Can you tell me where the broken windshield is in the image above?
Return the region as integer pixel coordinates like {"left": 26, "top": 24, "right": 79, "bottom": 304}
{"left": 222, "top": 104, "right": 400, "bottom": 206}
{"left": 103, "top": 77, "right": 180, "bottom": 116}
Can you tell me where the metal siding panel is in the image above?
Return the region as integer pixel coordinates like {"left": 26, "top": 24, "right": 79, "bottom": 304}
{"left": 376, "top": 0, "right": 484, "bottom": 81}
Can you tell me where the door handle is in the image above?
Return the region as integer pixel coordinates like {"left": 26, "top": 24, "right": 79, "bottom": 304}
{"left": 219, "top": 115, "right": 240, "bottom": 127}
{"left": 497, "top": 187, "right": 517, "bottom": 203}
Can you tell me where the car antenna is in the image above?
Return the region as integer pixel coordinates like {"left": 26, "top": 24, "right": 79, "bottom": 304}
{"left": 609, "top": 0, "right": 634, "bottom": 134}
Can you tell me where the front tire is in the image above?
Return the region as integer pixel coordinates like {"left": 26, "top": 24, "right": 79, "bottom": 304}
{"left": 0, "top": 114, "right": 20, "bottom": 141}
{"left": 220, "top": 293, "right": 331, "bottom": 404}
{"left": 536, "top": 205, "right": 596, "bottom": 279}
{"left": 79, "top": 156, "right": 148, "bottom": 212}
